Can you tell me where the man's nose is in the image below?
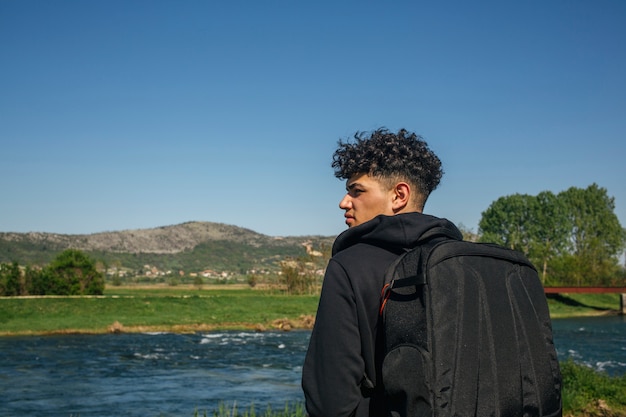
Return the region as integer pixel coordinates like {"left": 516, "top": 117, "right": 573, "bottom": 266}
{"left": 339, "top": 194, "right": 351, "bottom": 209}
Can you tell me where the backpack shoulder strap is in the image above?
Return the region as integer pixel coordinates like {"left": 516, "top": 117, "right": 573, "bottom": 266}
{"left": 379, "top": 228, "right": 455, "bottom": 315}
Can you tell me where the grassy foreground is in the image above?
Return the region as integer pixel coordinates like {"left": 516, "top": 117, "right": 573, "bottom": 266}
{"left": 1, "top": 287, "right": 625, "bottom": 416}
{"left": 197, "top": 362, "right": 626, "bottom": 417}
{"left": 194, "top": 401, "right": 306, "bottom": 417}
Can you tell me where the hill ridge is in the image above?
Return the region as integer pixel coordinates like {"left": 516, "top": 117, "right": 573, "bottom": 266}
{"left": 0, "top": 221, "right": 334, "bottom": 255}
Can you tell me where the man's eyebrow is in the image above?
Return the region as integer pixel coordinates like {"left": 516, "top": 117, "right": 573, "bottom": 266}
{"left": 346, "top": 182, "right": 363, "bottom": 191}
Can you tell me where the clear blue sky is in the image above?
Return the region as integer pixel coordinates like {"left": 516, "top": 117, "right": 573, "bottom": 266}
{"left": 1, "top": 0, "right": 625, "bottom": 238}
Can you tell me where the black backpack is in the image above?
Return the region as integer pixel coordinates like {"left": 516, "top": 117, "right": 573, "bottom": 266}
{"left": 379, "top": 229, "right": 562, "bottom": 417}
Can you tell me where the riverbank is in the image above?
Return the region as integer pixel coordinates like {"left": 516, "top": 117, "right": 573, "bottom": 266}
{"left": 0, "top": 286, "right": 320, "bottom": 336}
{"left": 547, "top": 292, "right": 622, "bottom": 318}
{"left": 0, "top": 286, "right": 623, "bottom": 336}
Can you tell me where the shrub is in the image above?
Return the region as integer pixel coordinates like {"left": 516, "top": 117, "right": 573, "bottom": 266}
{"left": 561, "top": 360, "right": 626, "bottom": 416}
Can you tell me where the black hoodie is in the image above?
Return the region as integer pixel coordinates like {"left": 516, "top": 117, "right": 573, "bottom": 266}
{"left": 302, "top": 212, "right": 462, "bottom": 417}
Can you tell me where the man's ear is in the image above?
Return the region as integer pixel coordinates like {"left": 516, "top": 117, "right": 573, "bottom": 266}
{"left": 391, "top": 182, "right": 411, "bottom": 212}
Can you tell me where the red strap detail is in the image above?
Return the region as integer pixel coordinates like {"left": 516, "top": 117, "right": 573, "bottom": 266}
{"left": 379, "top": 282, "right": 391, "bottom": 316}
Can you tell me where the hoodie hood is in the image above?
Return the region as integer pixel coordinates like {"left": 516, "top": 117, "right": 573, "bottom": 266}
{"left": 332, "top": 212, "right": 463, "bottom": 256}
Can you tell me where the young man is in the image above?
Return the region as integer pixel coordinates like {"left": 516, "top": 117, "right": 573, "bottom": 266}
{"left": 302, "top": 128, "right": 462, "bottom": 417}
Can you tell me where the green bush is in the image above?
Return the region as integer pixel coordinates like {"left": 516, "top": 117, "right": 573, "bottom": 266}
{"left": 0, "top": 262, "right": 21, "bottom": 296}
{"left": 561, "top": 360, "right": 626, "bottom": 416}
{"left": 1, "top": 249, "right": 105, "bottom": 296}
{"left": 44, "top": 249, "right": 105, "bottom": 295}
{"left": 194, "top": 402, "right": 306, "bottom": 417}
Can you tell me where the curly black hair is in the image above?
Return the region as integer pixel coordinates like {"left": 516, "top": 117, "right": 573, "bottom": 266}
{"left": 332, "top": 128, "right": 443, "bottom": 207}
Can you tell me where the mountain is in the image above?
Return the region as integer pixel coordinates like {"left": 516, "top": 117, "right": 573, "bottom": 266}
{"left": 0, "top": 222, "right": 336, "bottom": 277}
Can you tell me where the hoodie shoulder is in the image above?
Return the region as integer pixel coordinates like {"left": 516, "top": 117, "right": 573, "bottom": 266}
{"left": 332, "top": 212, "right": 462, "bottom": 255}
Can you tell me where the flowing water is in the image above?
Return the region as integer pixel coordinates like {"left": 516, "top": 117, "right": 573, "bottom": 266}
{"left": 1, "top": 316, "right": 625, "bottom": 416}
{"left": 1, "top": 331, "right": 308, "bottom": 416}
{"left": 552, "top": 315, "right": 626, "bottom": 375}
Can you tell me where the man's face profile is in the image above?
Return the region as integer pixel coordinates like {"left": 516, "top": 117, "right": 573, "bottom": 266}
{"left": 339, "top": 173, "right": 395, "bottom": 228}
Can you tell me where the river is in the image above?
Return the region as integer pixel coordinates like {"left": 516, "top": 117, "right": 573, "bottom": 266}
{"left": 1, "top": 315, "right": 624, "bottom": 416}
{"left": 552, "top": 315, "right": 626, "bottom": 375}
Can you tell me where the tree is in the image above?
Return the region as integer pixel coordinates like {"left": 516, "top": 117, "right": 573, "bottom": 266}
{"left": 479, "top": 184, "right": 625, "bottom": 286}
{"left": 457, "top": 223, "right": 479, "bottom": 242}
{"left": 0, "top": 262, "right": 21, "bottom": 296}
{"left": 479, "top": 193, "right": 566, "bottom": 283}
{"left": 528, "top": 191, "right": 570, "bottom": 283}
{"left": 280, "top": 256, "right": 318, "bottom": 295}
{"left": 555, "top": 184, "right": 625, "bottom": 285}
{"left": 478, "top": 193, "right": 538, "bottom": 254}
{"left": 559, "top": 184, "right": 624, "bottom": 259}
{"left": 29, "top": 265, "right": 50, "bottom": 295}
{"left": 43, "top": 249, "right": 105, "bottom": 295}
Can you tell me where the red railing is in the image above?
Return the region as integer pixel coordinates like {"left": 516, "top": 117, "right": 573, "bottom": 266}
{"left": 543, "top": 287, "right": 626, "bottom": 294}
{"left": 543, "top": 287, "right": 626, "bottom": 314}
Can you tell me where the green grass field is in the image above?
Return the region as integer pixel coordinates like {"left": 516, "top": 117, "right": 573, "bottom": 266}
{"left": 0, "top": 286, "right": 319, "bottom": 335}
{"left": 547, "top": 292, "right": 623, "bottom": 318}
{"left": 1, "top": 285, "right": 622, "bottom": 335}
